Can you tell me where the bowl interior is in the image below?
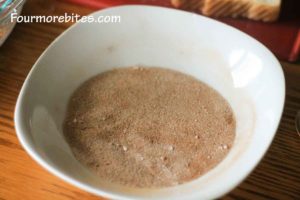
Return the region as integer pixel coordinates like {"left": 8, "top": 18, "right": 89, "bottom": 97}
{"left": 15, "top": 6, "right": 285, "bottom": 200}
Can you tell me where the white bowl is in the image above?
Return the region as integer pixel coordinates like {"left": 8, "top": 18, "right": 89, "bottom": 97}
{"left": 14, "top": 5, "right": 285, "bottom": 200}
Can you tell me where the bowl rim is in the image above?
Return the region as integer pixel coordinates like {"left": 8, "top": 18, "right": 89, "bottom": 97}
{"left": 14, "top": 5, "right": 286, "bottom": 200}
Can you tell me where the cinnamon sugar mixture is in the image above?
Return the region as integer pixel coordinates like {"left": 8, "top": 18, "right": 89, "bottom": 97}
{"left": 63, "top": 67, "right": 236, "bottom": 188}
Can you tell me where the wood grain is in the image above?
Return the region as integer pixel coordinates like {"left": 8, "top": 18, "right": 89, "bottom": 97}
{"left": 0, "top": 0, "right": 299, "bottom": 199}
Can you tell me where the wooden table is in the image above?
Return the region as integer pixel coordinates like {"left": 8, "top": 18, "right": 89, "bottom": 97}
{"left": 1, "top": 0, "right": 300, "bottom": 199}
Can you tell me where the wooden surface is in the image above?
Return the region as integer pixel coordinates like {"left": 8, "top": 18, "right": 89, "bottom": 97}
{"left": 0, "top": 0, "right": 300, "bottom": 199}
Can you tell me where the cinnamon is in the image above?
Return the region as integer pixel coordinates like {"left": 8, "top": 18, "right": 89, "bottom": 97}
{"left": 63, "top": 67, "right": 236, "bottom": 188}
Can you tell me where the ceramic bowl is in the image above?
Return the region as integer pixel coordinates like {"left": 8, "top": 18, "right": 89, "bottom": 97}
{"left": 15, "top": 5, "right": 285, "bottom": 200}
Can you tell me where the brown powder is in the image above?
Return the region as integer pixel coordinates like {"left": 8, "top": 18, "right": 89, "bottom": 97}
{"left": 63, "top": 67, "right": 236, "bottom": 188}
